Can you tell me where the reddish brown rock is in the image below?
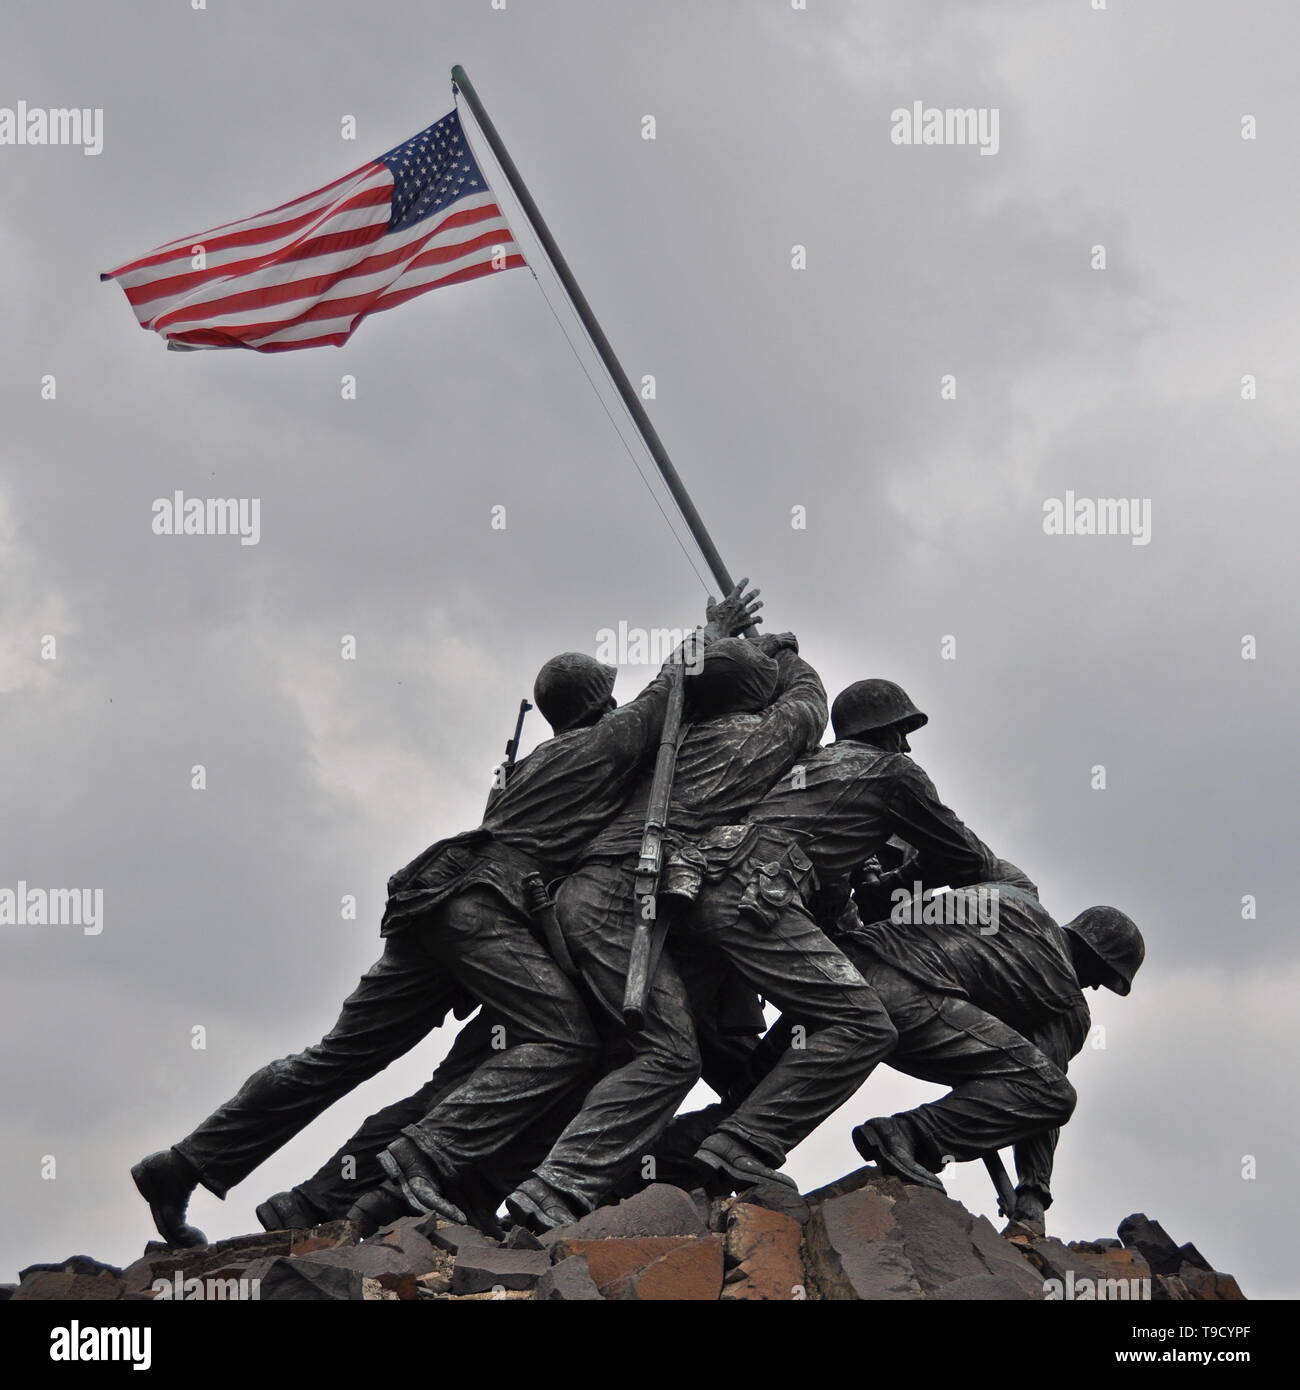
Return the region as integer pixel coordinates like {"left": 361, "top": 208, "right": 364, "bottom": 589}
{"left": 288, "top": 1219, "right": 360, "bottom": 1255}
{"left": 550, "top": 1235, "right": 697, "bottom": 1289}
{"left": 805, "top": 1174, "right": 1043, "bottom": 1301}
{"left": 1022, "top": 1236, "right": 1152, "bottom": 1301}
{"left": 721, "top": 1201, "right": 805, "bottom": 1301}
{"left": 1177, "top": 1266, "right": 1246, "bottom": 1301}
{"left": 601, "top": 1235, "right": 725, "bottom": 1301}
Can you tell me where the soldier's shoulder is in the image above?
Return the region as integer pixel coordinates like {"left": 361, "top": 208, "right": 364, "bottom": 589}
{"left": 882, "top": 749, "right": 936, "bottom": 790}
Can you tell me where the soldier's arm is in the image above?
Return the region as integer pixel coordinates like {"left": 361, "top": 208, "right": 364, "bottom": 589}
{"left": 729, "top": 636, "right": 828, "bottom": 785}
{"left": 885, "top": 761, "right": 1000, "bottom": 890}
{"left": 593, "top": 582, "right": 764, "bottom": 767}
{"left": 759, "top": 635, "right": 828, "bottom": 751}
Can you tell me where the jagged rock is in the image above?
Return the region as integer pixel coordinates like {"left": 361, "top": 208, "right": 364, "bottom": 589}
{"left": 428, "top": 1222, "right": 498, "bottom": 1256}
{"left": 535, "top": 1254, "right": 604, "bottom": 1301}
{"left": 503, "top": 1223, "right": 544, "bottom": 1250}
{"left": 804, "top": 1173, "right": 1043, "bottom": 1301}
{"left": 288, "top": 1219, "right": 360, "bottom": 1255}
{"left": 1116, "top": 1213, "right": 1239, "bottom": 1301}
{"left": 721, "top": 1201, "right": 805, "bottom": 1301}
{"left": 550, "top": 1235, "right": 698, "bottom": 1287}
{"left": 539, "top": 1184, "right": 709, "bottom": 1247}
{"left": 450, "top": 1246, "right": 551, "bottom": 1295}
{"left": 1176, "top": 1241, "right": 1214, "bottom": 1272}
{"left": 1174, "top": 1266, "right": 1246, "bottom": 1301}
{"left": 12, "top": 1271, "right": 125, "bottom": 1301}
{"left": 254, "top": 1257, "right": 362, "bottom": 1301}
{"left": 120, "top": 1230, "right": 297, "bottom": 1292}
{"left": 292, "top": 1235, "right": 445, "bottom": 1299}
{"left": 368, "top": 1215, "right": 442, "bottom": 1269}
{"left": 415, "top": 1261, "right": 455, "bottom": 1298}
{"left": 1117, "top": 1213, "right": 1187, "bottom": 1275}
{"left": 1021, "top": 1234, "right": 1152, "bottom": 1300}
{"left": 803, "top": 1164, "right": 880, "bottom": 1205}
{"left": 735, "top": 1183, "right": 813, "bottom": 1227}
{"left": 8, "top": 1163, "right": 1244, "bottom": 1303}
{"left": 930, "top": 1273, "right": 1045, "bottom": 1300}
{"left": 19, "top": 1255, "right": 123, "bottom": 1282}
{"left": 1157, "top": 1274, "right": 1194, "bottom": 1301}
{"left": 601, "top": 1234, "right": 725, "bottom": 1300}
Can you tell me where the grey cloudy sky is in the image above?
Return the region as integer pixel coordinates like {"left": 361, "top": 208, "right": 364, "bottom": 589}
{"left": 2, "top": 0, "right": 1295, "bottom": 1295}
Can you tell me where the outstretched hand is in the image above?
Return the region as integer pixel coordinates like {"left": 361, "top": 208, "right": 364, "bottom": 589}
{"left": 704, "top": 579, "right": 763, "bottom": 640}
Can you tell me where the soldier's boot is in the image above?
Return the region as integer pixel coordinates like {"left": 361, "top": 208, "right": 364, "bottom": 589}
{"left": 131, "top": 1149, "right": 207, "bottom": 1249}
{"left": 345, "top": 1181, "right": 410, "bottom": 1238}
{"left": 255, "top": 1189, "right": 328, "bottom": 1233}
{"left": 504, "top": 1176, "right": 583, "bottom": 1234}
{"left": 692, "top": 1133, "right": 797, "bottom": 1192}
{"left": 851, "top": 1117, "right": 946, "bottom": 1192}
{"left": 377, "top": 1137, "right": 467, "bottom": 1224}
{"left": 1006, "top": 1187, "right": 1047, "bottom": 1237}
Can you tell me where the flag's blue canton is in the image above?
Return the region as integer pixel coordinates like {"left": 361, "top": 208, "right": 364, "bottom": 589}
{"left": 379, "top": 109, "right": 489, "bottom": 233}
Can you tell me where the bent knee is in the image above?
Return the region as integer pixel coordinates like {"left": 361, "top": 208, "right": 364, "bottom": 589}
{"left": 649, "top": 1033, "right": 702, "bottom": 1088}
{"left": 1051, "top": 1075, "right": 1078, "bottom": 1125}
{"left": 845, "top": 994, "right": 899, "bottom": 1053}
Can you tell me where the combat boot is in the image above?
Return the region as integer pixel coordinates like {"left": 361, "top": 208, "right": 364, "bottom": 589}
{"left": 851, "top": 1117, "right": 946, "bottom": 1191}
{"left": 131, "top": 1148, "right": 207, "bottom": 1248}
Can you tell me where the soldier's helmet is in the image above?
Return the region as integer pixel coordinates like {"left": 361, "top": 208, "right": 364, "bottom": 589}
{"left": 533, "top": 653, "right": 618, "bottom": 734}
{"left": 831, "top": 679, "right": 929, "bottom": 740}
{"left": 688, "top": 637, "right": 780, "bottom": 718}
{"left": 1062, "top": 906, "right": 1146, "bottom": 996}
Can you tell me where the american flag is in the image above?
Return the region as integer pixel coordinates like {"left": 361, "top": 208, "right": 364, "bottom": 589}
{"left": 101, "top": 108, "right": 524, "bottom": 352}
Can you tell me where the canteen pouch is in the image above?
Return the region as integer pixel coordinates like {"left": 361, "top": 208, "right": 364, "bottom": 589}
{"left": 660, "top": 844, "right": 708, "bottom": 903}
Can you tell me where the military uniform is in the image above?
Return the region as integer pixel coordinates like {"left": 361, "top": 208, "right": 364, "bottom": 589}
{"left": 688, "top": 737, "right": 1002, "bottom": 1168}
{"left": 170, "top": 662, "right": 678, "bottom": 1203}
{"left": 841, "top": 863, "right": 1088, "bottom": 1209}
{"left": 525, "top": 639, "right": 830, "bottom": 1211}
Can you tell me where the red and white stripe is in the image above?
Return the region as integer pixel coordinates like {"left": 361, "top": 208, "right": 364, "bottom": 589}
{"left": 103, "top": 162, "right": 523, "bottom": 352}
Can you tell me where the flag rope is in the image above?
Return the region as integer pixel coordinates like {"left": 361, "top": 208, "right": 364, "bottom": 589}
{"left": 454, "top": 90, "right": 712, "bottom": 597}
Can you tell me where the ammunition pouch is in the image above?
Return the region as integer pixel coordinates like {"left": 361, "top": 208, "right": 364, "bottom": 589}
{"left": 660, "top": 824, "right": 758, "bottom": 904}
{"left": 737, "top": 841, "right": 816, "bottom": 930}
{"left": 696, "top": 824, "right": 759, "bottom": 878}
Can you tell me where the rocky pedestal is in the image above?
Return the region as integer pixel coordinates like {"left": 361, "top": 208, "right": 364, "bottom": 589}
{"left": 4, "top": 1168, "right": 1245, "bottom": 1302}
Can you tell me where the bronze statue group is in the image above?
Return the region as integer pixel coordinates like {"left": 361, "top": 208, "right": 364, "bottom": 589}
{"left": 133, "top": 582, "right": 1145, "bottom": 1246}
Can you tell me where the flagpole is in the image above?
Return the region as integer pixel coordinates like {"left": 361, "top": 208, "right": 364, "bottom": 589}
{"left": 451, "top": 63, "right": 742, "bottom": 602}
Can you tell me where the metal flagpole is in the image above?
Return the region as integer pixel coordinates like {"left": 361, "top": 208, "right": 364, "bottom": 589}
{"left": 451, "top": 63, "right": 743, "bottom": 603}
